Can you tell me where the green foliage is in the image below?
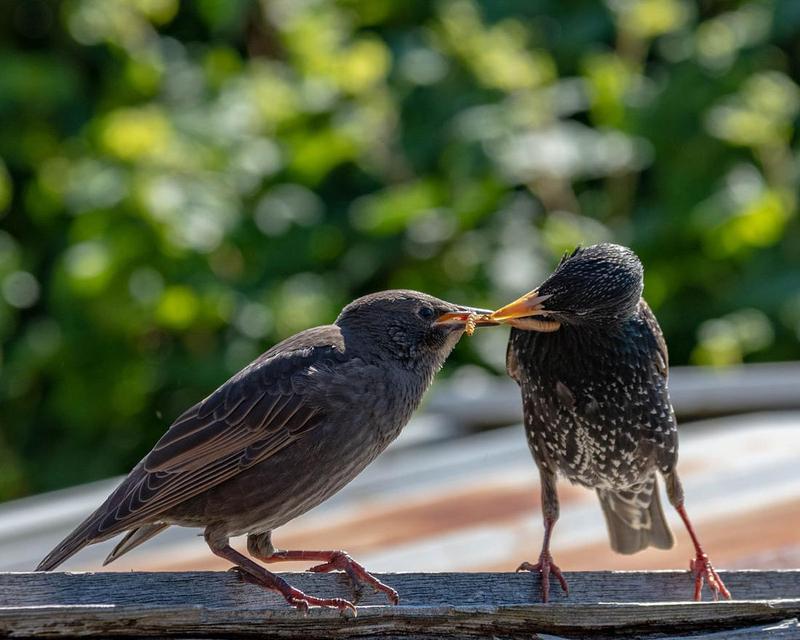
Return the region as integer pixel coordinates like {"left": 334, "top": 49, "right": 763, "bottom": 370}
{"left": 1, "top": 0, "right": 799, "bottom": 500}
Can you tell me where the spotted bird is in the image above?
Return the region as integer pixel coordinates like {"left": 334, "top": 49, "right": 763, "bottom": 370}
{"left": 491, "top": 243, "right": 730, "bottom": 603}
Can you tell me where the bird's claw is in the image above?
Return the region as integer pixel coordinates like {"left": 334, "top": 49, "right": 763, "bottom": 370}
{"left": 309, "top": 551, "right": 400, "bottom": 605}
{"left": 689, "top": 553, "right": 731, "bottom": 601}
{"left": 284, "top": 588, "right": 357, "bottom": 616}
{"left": 286, "top": 596, "right": 309, "bottom": 614}
{"left": 229, "top": 565, "right": 357, "bottom": 615}
{"left": 517, "top": 553, "right": 569, "bottom": 603}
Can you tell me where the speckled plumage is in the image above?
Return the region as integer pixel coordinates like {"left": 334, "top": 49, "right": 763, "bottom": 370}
{"left": 504, "top": 243, "right": 730, "bottom": 601}
{"left": 37, "top": 290, "right": 482, "bottom": 611}
{"left": 508, "top": 298, "right": 677, "bottom": 553}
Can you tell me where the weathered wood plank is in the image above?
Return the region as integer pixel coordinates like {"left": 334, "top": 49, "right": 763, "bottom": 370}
{"left": 677, "top": 618, "right": 800, "bottom": 638}
{"left": 1, "top": 571, "right": 799, "bottom": 639}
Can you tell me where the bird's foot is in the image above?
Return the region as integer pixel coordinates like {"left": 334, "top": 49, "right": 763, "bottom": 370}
{"left": 689, "top": 552, "right": 731, "bottom": 601}
{"left": 309, "top": 551, "right": 400, "bottom": 605}
{"left": 517, "top": 553, "right": 569, "bottom": 603}
{"left": 229, "top": 566, "right": 356, "bottom": 615}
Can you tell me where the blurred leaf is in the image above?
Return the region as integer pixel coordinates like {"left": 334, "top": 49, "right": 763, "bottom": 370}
{"left": 713, "top": 189, "right": 793, "bottom": 256}
{"left": 706, "top": 72, "right": 800, "bottom": 148}
{"left": 155, "top": 285, "right": 200, "bottom": 330}
{"left": 608, "top": 0, "right": 691, "bottom": 40}
{"left": 583, "top": 52, "right": 632, "bottom": 127}
{"left": 0, "top": 159, "right": 11, "bottom": 214}
{"left": 99, "top": 107, "right": 173, "bottom": 162}
{"left": 351, "top": 180, "right": 442, "bottom": 235}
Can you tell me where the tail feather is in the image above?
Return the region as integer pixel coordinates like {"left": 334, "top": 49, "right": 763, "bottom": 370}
{"left": 597, "top": 475, "right": 674, "bottom": 555}
{"left": 37, "top": 463, "right": 149, "bottom": 571}
{"left": 103, "top": 524, "right": 169, "bottom": 566}
{"left": 36, "top": 510, "right": 114, "bottom": 572}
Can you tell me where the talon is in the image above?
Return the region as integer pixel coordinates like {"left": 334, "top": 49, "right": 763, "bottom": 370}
{"left": 308, "top": 552, "right": 398, "bottom": 605}
{"left": 517, "top": 553, "right": 568, "bottom": 603}
{"left": 291, "top": 591, "right": 356, "bottom": 614}
{"left": 689, "top": 553, "right": 731, "bottom": 601}
{"left": 235, "top": 566, "right": 357, "bottom": 613}
{"left": 289, "top": 597, "right": 309, "bottom": 614}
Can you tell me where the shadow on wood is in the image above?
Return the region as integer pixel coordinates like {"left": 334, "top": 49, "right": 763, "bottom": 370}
{"left": 1, "top": 571, "right": 799, "bottom": 639}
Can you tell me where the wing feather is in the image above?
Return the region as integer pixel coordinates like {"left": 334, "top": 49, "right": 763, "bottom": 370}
{"left": 37, "top": 326, "right": 345, "bottom": 570}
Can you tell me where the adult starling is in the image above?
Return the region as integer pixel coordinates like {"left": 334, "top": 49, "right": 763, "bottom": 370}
{"left": 37, "top": 290, "right": 493, "bottom": 612}
{"left": 490, "top": 243, "right": 731, "bottom": 603}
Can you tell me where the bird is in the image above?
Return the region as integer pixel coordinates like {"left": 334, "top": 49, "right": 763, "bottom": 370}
{"left": 489, "top": 243, "right": 731, "bottom": 603}
{"left": 37, "top": 290, "right": 494, "bottom": 613}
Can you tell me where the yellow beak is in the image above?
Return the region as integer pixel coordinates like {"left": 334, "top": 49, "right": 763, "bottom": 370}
{"left": 490, "top": 291, "right": 552, "bottom": 321}
{"left": 489, "top": 290, "right": 562, "bottom": 332}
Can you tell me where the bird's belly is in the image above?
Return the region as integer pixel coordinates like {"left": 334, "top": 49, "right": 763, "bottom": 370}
{"left": 163, "top": 415, "right": 400, "bottom": 536}
{"left": 529, "top": 415, "right": 653, "bottom": 490}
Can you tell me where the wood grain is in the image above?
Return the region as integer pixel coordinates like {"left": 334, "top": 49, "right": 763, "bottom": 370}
{"left": 1, "top": 571, "right": 799, "bottom": 638}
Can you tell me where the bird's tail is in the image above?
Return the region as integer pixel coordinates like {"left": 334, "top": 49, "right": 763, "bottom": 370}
{"left": 597, "top": 474, "right": 674, "bottom": 555}
{"left": 36, "top": 509, "right": 112, "bottom": 572}
{"left": 103, "top": 523, "right": 170, "bottom": 566}
{"left": 36, "top": 466, "right": 154, "bottom": 571}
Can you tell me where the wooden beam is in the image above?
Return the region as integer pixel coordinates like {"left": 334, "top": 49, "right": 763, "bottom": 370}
{"left": 2, "top": 570, "right": 800, "bottom": 638}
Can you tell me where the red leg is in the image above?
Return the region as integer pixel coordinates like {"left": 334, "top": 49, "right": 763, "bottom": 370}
{"left": 206, "top": 532, "right": 356, "bottom": 614}
{"left": 675, "top": 503, "right": 731, "bottom": 601}
{"left": 262, "top": 550, "right": 399, "bottom": 605}
{"left": 517, "top": 516, "right": 569, "bottom": 603}
{"left": 227, "top": 565, "right": 355, "bottom": 613}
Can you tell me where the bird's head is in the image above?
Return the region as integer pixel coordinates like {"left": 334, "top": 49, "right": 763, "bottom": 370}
{"left": 491, "top": 243, "right": 644, "bottom": 331}
{"left": 335, "top": 290, "right": 495, "bottom": 369}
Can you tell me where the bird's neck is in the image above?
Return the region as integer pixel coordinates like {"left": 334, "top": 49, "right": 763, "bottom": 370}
{"left": 512, "top": 319, "right": 630, "bottom": 377}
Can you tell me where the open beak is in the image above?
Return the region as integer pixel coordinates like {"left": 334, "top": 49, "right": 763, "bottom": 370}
{"left": 433, "top": 306, "right": 499, "bottom": 329}
{"left": 489, "top": 290, "right": 561, "bottom": 332}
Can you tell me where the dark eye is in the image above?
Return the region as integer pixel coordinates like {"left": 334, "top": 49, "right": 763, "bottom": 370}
{"left": 418, "top": 306, "right": 435, "bottom": 320}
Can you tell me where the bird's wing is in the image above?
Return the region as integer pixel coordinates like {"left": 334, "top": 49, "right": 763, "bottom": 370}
{"left": 635, "top": 300, "right": 678, "bottom": 471}
{"left": 111, "top": 326, "right": 345, "bottom": 528}
{"left": 639, "top": 299, "right": 669, "bottom": 378}
{"left": 37, "top": 326, "right": 345, "bottom": 570}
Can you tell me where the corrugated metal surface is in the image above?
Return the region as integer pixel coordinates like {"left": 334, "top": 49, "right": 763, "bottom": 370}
{"left": 3, "top": 410, "right": 798, "bottom": 576}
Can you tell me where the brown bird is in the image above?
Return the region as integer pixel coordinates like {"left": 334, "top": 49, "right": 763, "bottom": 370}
{"left": 37, "top": 290, "right": 494, "bottom": 612}
{"left": 490, "top": 244, "right": 730, "bottom": 602}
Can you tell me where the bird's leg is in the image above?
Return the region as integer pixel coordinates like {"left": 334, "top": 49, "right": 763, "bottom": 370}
{"left": 205, "top": 530, "right": 356, "bottom": 614}
{"left": 664, "top": 472, "right": 731, "bottom": 601}
{"left": 517, "top": 467, "right": 568, "bottom": 603}
{"left": 677, "top": 504, "right": 731, "bottom": 601}
{"left": 247, "top": 532, "right": 398, "bottom": 605}
{"left": 264, "top": 550, "right": 398, "bottom": 605}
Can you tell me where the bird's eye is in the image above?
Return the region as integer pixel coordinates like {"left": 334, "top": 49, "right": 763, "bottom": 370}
{"left": 418, "top": 306, "right": 435, "bottom": 320}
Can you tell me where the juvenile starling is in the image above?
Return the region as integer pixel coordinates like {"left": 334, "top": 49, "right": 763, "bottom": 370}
{"left": 37, "top": 290, "right": 493, "bottom": 612}
{"left": 490, "top": 243, "right": 730, "bottom": 603}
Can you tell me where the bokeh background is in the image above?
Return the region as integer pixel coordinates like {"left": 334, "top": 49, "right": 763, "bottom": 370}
{"left": 1, "top": 0, "right": 799, "bottom": 514}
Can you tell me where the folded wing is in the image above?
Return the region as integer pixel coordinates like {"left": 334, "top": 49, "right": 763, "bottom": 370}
{"left": 37, "top": 325, "right": 344, "bottom": 571}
